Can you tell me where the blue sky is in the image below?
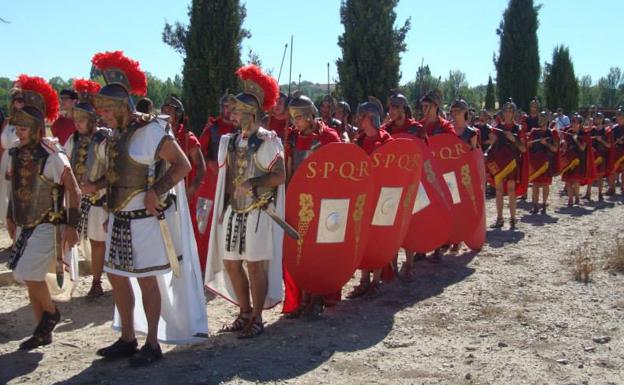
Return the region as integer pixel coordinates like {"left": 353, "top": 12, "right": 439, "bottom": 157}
{"left": 1, "top": 1, "right": 621, "bottom": 86}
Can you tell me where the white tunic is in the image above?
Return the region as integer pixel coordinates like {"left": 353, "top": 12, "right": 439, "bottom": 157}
{"left": 205, "top": 128, "right": 285, "bottom": 309}
{"left": 64, "top": 130, "right": 108, "bottom": 243}
{"left": 0, "top": 124, "right": 18, "bottom": 223}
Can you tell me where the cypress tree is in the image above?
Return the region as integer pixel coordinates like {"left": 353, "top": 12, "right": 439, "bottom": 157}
{"left": 163, "top": 0, "right": 249, "bottom": 134}
{"left": 485, "top": 76, "right": 496, "bottom": 110}
{"left": 495, "top": 0, "right": 540, "bottom": 111}
{"left": 544, "top": 45, "right": 579, "bottom": 113}
{"left": 336, "top": 0, "right": 410, "bottom": 109}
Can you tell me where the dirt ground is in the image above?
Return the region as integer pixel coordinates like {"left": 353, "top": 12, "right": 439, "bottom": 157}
{"left": 1, "top": 180, "right": 623, "bottom": 385}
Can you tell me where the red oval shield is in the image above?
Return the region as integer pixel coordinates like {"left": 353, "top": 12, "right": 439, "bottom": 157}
{"left": 463, "top": 150, "right": 487, "bottom": 251}
{"left": 429, "top": 134, "right": 486, "bottom": 244}
{"left": 194, "top": 166, "right": 218, "bottom": 272}
{"left": 359, "top": 139, "right": 423, "bottom": 269}
{"left": 395, "top": 135, "right": 454, "bottom": 253}
{"left": 283, "top": 143, "right": 376, "bottom": 294}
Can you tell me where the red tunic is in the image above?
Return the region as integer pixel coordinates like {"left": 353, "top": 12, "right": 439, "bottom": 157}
{"left": 282, "top": 123, "right": 342, "bottom": 314}
{"left": 175, "top": 124, "right": 201, "bottom": 186}
{"left": 419, "top": 117, "right": 456, "bottom": 137}
{"left": 50, "top": 116, "right": 76, "bottom": 146}
{"left": 381, "top": 118, "right": 425, "bottom": 139}
{"left": 356, "top": 129, "right": 393, "bottom": 155}
{"left": 267, "top": 115, "right": 289, "bottom": 142}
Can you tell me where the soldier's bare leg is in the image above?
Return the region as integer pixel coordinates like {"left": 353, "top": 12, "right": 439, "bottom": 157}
{"left": 88, "top": 240, "right": 105, "bottom": 297}
{"left": 137, "top": 276, "right": 161, "bottom": 348}
{"left": 246, "top": 261, "right": 268, "bottom": 320}
{"left": 107, "top": 273, "right": 135, "bottom": 341}
{"left": 25, "top": 281, "right": 55, "bottom": 321}
{"left": 223, "top": 260, "right": 252, "bottom": 313}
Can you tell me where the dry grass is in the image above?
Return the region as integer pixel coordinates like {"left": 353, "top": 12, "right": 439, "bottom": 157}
{"left": 571, "top": 243, "right": 594, "bottom": 284}
{"left": 603, "top": 238, "right": 624, "bottom": 273}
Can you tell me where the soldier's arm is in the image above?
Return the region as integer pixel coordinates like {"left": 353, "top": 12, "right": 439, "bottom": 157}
{"left": 188, "top": 146, "right": 206, "bottom": 194}
{"left": 152, "top": 137, "right": 192, "bottom": 195}
{"left": 248, "top": 156, "right": 286, "bottom": 188}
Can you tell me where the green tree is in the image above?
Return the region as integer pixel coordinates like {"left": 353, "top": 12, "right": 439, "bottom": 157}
{"left": 596, "top": 67, "right": 623, "bottom": 108}
{"left": 336, "top": 0, "right": 410, "bottom": 110}
{"left": 578, "top": 75, "right": 595, "bottom": 108}
{"left": 442, "top": 70, "right": 468, "bottom": 105}
{"left": 401, "top": 62, "right": 441, "bottom": 109}
{"left": 543, "top": 45, "right": 579, "bottom": 113}
{"left": 163, "top": 0, "right": 249, "bottom": 134}
{"left": 485, "top": 76, "right": 496, "bottom": 110}
{"left": 495, "top": 0, "right": 541, "bottom": 111}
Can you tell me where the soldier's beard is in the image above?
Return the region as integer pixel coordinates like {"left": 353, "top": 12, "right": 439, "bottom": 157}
{"left": 238, "top": 112, "right": 257, "bottom": 137}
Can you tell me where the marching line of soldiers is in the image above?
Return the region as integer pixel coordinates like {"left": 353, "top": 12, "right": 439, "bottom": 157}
{"left": 2, "top": 50, "right": 624, "bottom": 368}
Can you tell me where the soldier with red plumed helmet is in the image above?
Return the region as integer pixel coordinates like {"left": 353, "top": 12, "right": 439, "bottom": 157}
{"left": 205, "top": 65, "right": 285, "bottom": 339}
{"left": 91, "top": 51, "right": 207, "bottom": 366}
{"left": 64, "top": 78, "right": 111, "bottom": 299}
{"left": 6, "top": 75, "right": 81, "bottom": 350}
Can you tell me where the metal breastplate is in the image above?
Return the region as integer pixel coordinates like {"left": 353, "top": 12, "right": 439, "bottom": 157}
{"left": 106, "top": 126, "right": 150, "bottom": 212}
{"left": 70, "top": 133, "right": 91, "bottom": 183}
{"left": 11, "top": 145, "right": 63, "bottom": 228}
{"left": 227, "top": 137, "right": 276, "bottom": 213}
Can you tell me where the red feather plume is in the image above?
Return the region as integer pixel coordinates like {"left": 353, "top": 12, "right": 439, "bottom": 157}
{"left": 91, "top": 51, "right": 147, "bottom": 96}
{"left": 16, "top": 74, "right": 59, "bottom": 121}
{"left": 236, "top": 65, "right": 279, "bottom": 111}
{"left": 73, "top": 78, "right": 101, "bottom": 95}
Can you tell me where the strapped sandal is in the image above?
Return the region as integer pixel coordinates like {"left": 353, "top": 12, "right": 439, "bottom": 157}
{"left": 346, "top": 282, "right": 370, "bottom": 299}
{"left": 574, "top": 197, "right": 580, "bottom": 205}
{"left": 530, "top": 205, "right": 539, "bottom": 214}
{"left": 540, "top": 204, "right": 547, "bottom": 215}
{"left": 398, "top": 263, "right": 414, "bottom": 282}
{"left": 237, "top": 317, "right": 264, "bottom": 339}
{"left": 598, "top": 193, "right": 604, "bottom": 202}
{"left": 509, "top": 217, "right": 517, "bottom": 229}
{"left": 219, "top": 312, "right": 251, "bottom": 333}
{"left": 19, "top": 308, "right": 60, "bottom": 351}
{"left": 490, "top": 217, "right": 504, "bottom": 229}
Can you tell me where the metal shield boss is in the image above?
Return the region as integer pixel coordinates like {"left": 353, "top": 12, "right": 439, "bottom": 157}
{"left": 359, "top": 139, "right": 423, "bottom": 269}
{"left": 283, "top": 143, "right": 375, "bottom": 295}
{"left": 429, "top": 134, "right": 486, "bottom": 244}
{"left": 394, "top": 135, "right": 454, "bottom": 253}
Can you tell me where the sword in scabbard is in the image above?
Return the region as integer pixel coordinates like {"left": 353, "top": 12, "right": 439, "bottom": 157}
{"left": 51, "top": 188, "right": 64, "bottom": 288}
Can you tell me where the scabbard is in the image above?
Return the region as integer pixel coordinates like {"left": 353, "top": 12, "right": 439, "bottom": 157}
{"left": 158, "top": 214, "right": 181, "bottom": 278}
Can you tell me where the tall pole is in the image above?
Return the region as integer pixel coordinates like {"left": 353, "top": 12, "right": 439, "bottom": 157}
{"left": 327, "top": 62, "right": 330, "bottom": 96}
{"left": 288, "top": 35, "right": 293, "bottom": 96}
{"left": 298, "top": 73, "right": 301, "bottom": 90}
{"left": 277, "top": 43, "right": 288, "bottom": 84}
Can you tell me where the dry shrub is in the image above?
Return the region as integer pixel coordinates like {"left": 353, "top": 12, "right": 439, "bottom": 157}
{"left": 603, "top": 238, "right": 624, "bottom": 273}
{"left": 571, "top": 243, "right": 593, "bottom": 284}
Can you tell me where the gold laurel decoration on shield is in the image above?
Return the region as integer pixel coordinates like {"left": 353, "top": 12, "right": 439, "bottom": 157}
{"left": 352, "top": 193, "right": 366, "bottom": 257}
{"left": 296, "top": 193, "right": 314, "bottom": 264}
{"left": 460, "top": 164, "right": 477, "bottom": 213}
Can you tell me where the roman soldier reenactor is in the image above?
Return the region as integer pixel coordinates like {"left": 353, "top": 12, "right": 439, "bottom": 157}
{"left": 419, "top": 90, "right": 456, "bottom": 138}
{"left": 450, "top": 99, "right": 478, "bottom": 149}
{"left": 161, "top": 95, "right": 207, "bottom": 267}
{"left": 64, "top": 78, "right": 110, "bottom": 298}
{"left": 282, "top": 92, "right": 341, "bottom": 319}
{"left": 196, "top": 92, "right": 237, "bottom": 272}
{"left": 205, "top": 64, "right": 285, "bottom": 338}
{"left": 584, "top": 112, "right": 612, "bottom": 201}
{"left": 6, "top": 75, "right": 81, "bottom": 350}
{"left": 486, "top": 99, "right": 527, "bottom": 229}
{"left": 333, "top": 100, "right": 357, "bottom": 142}
{"left": 265, "top": 92, "right": 290, "bottom": 143}
{"left": 51, "top": 88, "right": 78, "bottom": 146}
{"left": 318, "top": 94, "right": 341, "bottom": 130}
{"left": 91, "top": 51, "right": 207, "bottom": 366}
{"left": 347, "top": 97, "right": 394, "bottom": 298}
{"left": 528, "top": 111, "right": 559, "bottom": 214}
{"left": 382, "top": 91, "right": 424, "bottom": 139}
{"left": 608, "top": 108, "right": 624, "bottom": 195}
{"left": 0, "top": 88, "right": 23, "bottom": 228}
{"left": 561, "top": 114, "right": 595, "bottom": 207}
